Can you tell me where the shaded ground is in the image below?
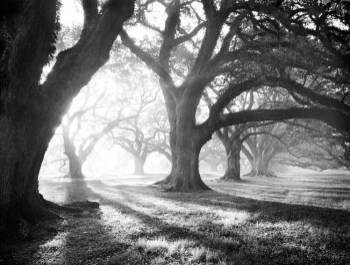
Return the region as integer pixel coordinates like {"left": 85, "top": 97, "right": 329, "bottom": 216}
{"left": 1, "top": 171, "right": 350, "bottom": 264}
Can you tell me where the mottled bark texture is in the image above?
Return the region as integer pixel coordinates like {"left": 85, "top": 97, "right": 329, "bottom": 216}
{"left": 0, "top": 0, "right": 134, "bottom": 235}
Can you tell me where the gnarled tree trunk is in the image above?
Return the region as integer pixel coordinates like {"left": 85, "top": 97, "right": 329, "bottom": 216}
{"left": 160, "top": 129, "right": 208, "bottom": 191}
{"left": 156, "top": 95, "right": 211, "bottom": 191}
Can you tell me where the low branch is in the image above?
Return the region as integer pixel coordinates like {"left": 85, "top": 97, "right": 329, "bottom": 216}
{"left": 212, "top": 107, "right": 350, "bottom": 133}
{"left": 119, "top": 29, "right": 176, "bottom": 98}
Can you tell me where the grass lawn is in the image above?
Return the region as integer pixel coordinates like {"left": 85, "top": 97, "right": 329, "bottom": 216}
{"left": 1, "top": 170, "right": 350, "bottom": 265}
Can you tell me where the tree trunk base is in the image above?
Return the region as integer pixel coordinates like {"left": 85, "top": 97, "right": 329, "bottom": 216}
{"left": 1, "top": 194, "right": 61, "bottom": 239}
{"left": 220, "top": 175, "right": 242, "bottom": 182}
{"left": 244, "top": 170, "right": 277, "bottom": 178}
{"left": 69, "top": 172, "right": 85, "bottom": 179}
{"left": 220, "top": 170, "right": 241, "bottom": 181}
{"left": 153, "top": 174, "right": 211, "bottom": 192}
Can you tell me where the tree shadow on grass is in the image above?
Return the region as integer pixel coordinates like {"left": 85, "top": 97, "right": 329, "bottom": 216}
{"left": 94, "top": 183, "right": 350, "bottom": 226}
{"left": 1, "top": 180, "right": 129, "bottom": 265}
{"left": 11, "top": 179, "right": 348, "bottom": 265}
{"left": 0, "top": 223, "right": 59, "bottom": 265}
{"left": 34, "top": 179, "right": 135, "bottom": 265}
{"left": 81, "top": 182, "right": 350, "bottom": 265}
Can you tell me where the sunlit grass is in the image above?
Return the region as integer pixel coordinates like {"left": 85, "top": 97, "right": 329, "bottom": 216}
{"left": 6, "top": 171, "right": 350, "bottom": 264}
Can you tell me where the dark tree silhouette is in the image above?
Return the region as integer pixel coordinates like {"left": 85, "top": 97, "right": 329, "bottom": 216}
{"left": 0, "top": 0, "right": 134, "bottom": 234}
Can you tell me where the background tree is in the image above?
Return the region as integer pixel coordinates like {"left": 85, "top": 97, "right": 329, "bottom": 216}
{"left": 111, "top": 86, "right": 161, "bottom": 175}
{"left": 121, "top": 0, "right": 350, "bottom": 191}
{"left": 62, "top": 84, "right": 133, "bottom": 179}
{"left": 274, "top": 121, "right": 350, "bottom": 171}
{"left": 199, "top": 137, "right": 226, "bottom": 173}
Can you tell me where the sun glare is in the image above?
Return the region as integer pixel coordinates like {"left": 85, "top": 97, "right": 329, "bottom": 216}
{"left": 59, "top": 0, "right": 83, "bottom": 27}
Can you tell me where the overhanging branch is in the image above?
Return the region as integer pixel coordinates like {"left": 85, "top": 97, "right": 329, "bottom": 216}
{"left": 213, "top": 107, "right": 350, "bottom": 133}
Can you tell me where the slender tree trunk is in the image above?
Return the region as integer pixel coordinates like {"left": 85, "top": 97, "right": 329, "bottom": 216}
{"left": 133, "top": 156, "right": 146, "bottom": 175}
{"left": 68, "top": 155, "right": 84, "bottom": 179}
{"left": 63, "top": 130, "right": 84, "bottom": 179}
{"left": 221, "top": 140, "right": 241, "bottom": 181}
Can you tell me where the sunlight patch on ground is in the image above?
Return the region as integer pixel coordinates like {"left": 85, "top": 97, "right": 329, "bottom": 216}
{"left": 213, "top": 210, "right": 252, "bottom": 227}
{"left": 136, "top": 237, "right": 196, "bottom": 255}
{"left": 210, "top": 171, "right": 350, "bottom": 210}
{"left": 91, "top": 185, "right": 256, "bottom": 230}
{"left": 34, "top": 232, "right": 68, "bottom": 265}
{"left": 12, "top": 173, "right": 350, "bottom": 265}
{"left": 100, "top": 205, "right": 146, "bottom": 237}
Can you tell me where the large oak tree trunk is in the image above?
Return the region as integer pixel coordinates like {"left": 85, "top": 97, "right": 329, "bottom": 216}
{"left": 160, "top": 129, "right": 209, "bottom": 191}
{"left": 221, "top": 140, "right": 241, "bottom": 181}
{"left": 156, "top": 94, "right": 211, "bottom": 191}
{"left": 0, "top": 115, "right": 58, "bottom": 235}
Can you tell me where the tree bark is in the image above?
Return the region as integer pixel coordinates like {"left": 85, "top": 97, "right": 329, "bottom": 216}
{"left": 221, "top": 139, "right": 241, "bottom": 181}
{"left": 156, "top": 95, "right": 211, "bottom": 191}
{"left": 0, "top": 116, "right": 58, "bottom": 236}
{"left": 159, "top": 129, "right": 209, "bottom": 191}
{"left": 133, "top": 156, "right": 146, "bottom": 175}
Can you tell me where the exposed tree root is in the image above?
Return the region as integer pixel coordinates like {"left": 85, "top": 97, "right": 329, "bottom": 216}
{"left": 220, "top": 170, "right": 241, "bottom": 182}
{"left": 153, "top": 174, "right": 211, "bottom": 192}
{"left": 2, "top": 193, "right": 100, "bottom": 241}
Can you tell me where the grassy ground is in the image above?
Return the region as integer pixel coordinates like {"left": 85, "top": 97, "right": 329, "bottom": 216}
{"left": 1, "top": 170, "right": 350, "bottom": 265}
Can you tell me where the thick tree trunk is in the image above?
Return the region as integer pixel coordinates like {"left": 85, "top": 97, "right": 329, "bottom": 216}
{"left": 0, "top": 0, "right": 135, "bottom": 236}
{"left": 159, "top": 129, "right": 209, "bottom": 191}
{"left": 0, "top": 116, "right": 58, "bottom": 236}
{"left": 156, "top": 93, "right": 211, "bottom": 191}
{"left": 221, "top": 140, "right": 241, "bottom": 181}
{"left": 133, "top": 156, "right": 146, "bottom": 175}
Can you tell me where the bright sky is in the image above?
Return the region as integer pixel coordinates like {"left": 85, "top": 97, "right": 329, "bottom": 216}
{"left": 60, "top": 0, "right": 83, "bottom": 26}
